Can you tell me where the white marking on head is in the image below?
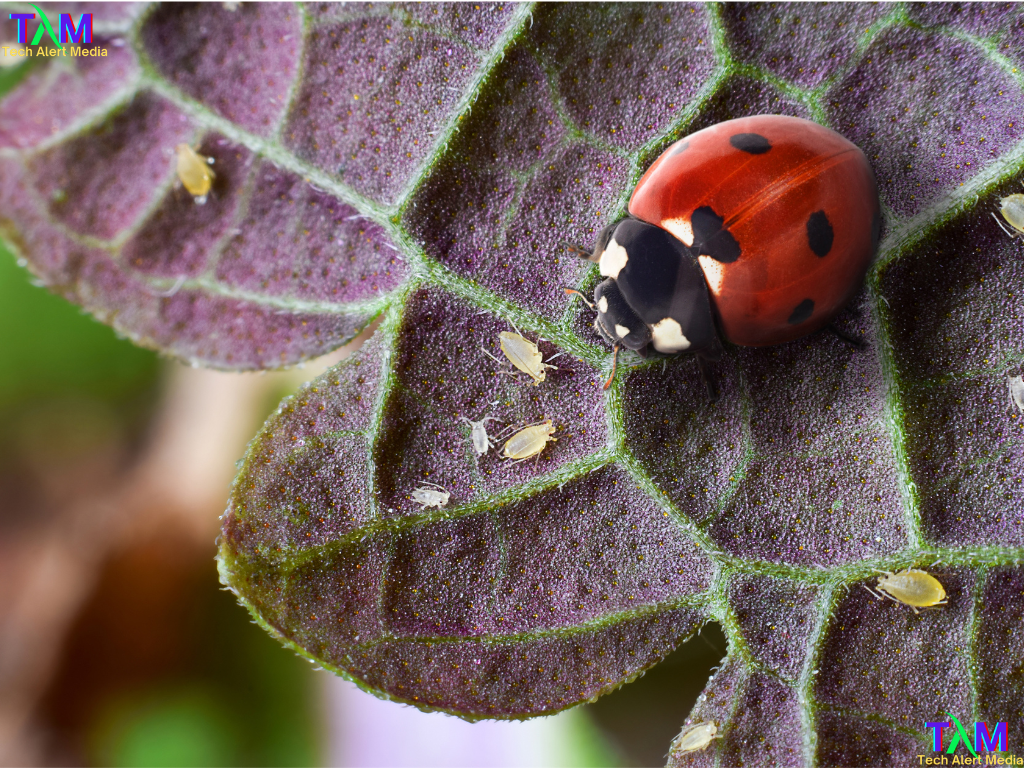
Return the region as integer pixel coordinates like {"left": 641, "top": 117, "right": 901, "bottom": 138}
{"left": 599, "top": 237, "right": 628, "bottom": 279}
{"left": 697, "top": 255, "right": 726, "bottom": 296}
{"left": 614, "top": 323, "right": 631, "bottom": 339}
{"left": 597, "top": 295, "right": 609, "bottom": 314}
{"left": 662, "top": 217, "right": 694, "bottom": 246}
{"left": 650, "top": 317, "right": 691, "bottom": 353}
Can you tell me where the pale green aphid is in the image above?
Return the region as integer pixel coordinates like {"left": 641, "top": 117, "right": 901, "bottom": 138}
{"left": 993, "top": 193, "right": 1024, "bottom": 239}
{"left": 175, "top": 143, "right": 216, "bottom": 202}
{"left": 461, "top": 414, "right": 501, "bottom": 456}
{"left": 671, "top": 721, "right": 718, "bottom": 754}
{"left": 410, "top": 481, "right": 450, "bottom": 509}
{"left": 865, "top": 568, "right": 947, "bottom": 613}
{"left": 502, "top": 419, "right": 557, "bottom": 460}
{"left": 498, "top": 330, "right": 557, "bottom": 385}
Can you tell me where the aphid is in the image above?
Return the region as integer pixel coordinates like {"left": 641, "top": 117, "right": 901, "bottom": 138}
{"left": 864, "top": 568, "right": 947, "bottom": 613}
{"left": 671, "top": 722, "right": 718, "bottom": 754}
{"left": 502, "top": 419, "right": 557, "bottom": 460}
{"left": 1008, "top": 375, "right": 1024, "bottom": 411}
{"left": 497, "top": 330, "right": 558, "bottom": 385}
{"left": 410, "top": 481, "right": 450, "bottom": 509}
{"left": 993, "top": 193, "right": 1024, "bottom": 239}
{"left": 460, "top": 414, "right": 501, "bottom": 456}
{"left": 175, "top": 143, "right": 216, "bottom": 202}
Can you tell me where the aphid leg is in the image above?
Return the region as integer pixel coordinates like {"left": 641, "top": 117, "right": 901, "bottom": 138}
{"left": 603, "top": 344, "right": 621, "bottom": 390}
{"left": 916, "top": 596, "right": 949, "bottom": 613}
{"left": 481, "top": 346, "right": 516, "bottom": 377}
{"left": 992, "top": 211, "right": 1019, "bottom": 239}
{"left": 492, "top": 421, "right": 523, "bottom": 441}
{"left": 481, "top": 346, "right": 504, "bottom": 364}
{"left": 824, "top": 323, "right": 867, "bottom": 350}
{"left": 862, "top": 584, "right": 884, "bottom": 601}
{"left": 696, "top": 354, "right": 720, "bottom": 402}
{"left": 876, "top": 589, "right": 903, "bottom": 606}
{"left": 563, "top": 288, "right": 595, "bottom": 309}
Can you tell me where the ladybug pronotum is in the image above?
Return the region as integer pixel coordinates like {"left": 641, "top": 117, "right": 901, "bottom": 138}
{"left": 568, "top": 115, "right": 881, "bottom": 398}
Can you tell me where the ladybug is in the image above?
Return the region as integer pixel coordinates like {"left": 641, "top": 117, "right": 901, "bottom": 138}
{"left": 566, "top": 114, "right": 881, "bottom": 399}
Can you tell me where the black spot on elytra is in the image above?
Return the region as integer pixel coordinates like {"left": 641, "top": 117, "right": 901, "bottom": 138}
{"left": 669, "top": 140, "right": 690, "bottom": 156}
{"left": 807, "top": 210, "right": 834, "bottom": 257}
{"left": 730, "top": 133, "right": 772, "bottom": 155}
{"left": 690, "top": 206, "right": 741, "bottom": 263}
{"left": 871, "top": 209, "right": 882, "bottom": 250}
{"left": 788, "top": 298, "right": 815, "bottom": 325}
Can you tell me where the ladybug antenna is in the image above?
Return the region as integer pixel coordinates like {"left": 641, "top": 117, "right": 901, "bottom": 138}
{"left": 603, "top": 344, "right": 620, "bottom": 390}
{"left": 563, "top": 287, "right": 595, "bottom": 310}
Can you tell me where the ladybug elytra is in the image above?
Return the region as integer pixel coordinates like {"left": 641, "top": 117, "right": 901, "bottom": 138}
{"left": 568, "top": 115, "right": 881, "bottom": 399}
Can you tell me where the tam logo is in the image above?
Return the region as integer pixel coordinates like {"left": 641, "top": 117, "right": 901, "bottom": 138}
{"left": 8, "top": 4, "right": 92, "bottom": 45}
{"left": 925, "top": 714, "right": 1008, "bottom": 758}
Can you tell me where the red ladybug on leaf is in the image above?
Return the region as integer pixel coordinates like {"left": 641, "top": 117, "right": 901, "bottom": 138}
{"left": 567, "top": 114, "right": 881, "bottom": 399}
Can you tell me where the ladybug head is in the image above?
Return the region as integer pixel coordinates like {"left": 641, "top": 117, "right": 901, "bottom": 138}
{"left": 565, "top": 217, "right": 724, "bottom": 392}
{"left": 593, "top": 278, "right": 652, "bottom": 353}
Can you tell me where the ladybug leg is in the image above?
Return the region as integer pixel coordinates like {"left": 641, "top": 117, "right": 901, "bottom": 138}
{"left": 563, "top": 287, "right": 595, "bottom": 309}
{"left": 824, "top": 323, "right": 866, "bottom": 350}
{"left": 561, "top": 242, "right": 599, "bottom": 263}
{"left": 696, "top": 354, "right": 720, "bottom": 403}
{"left": 602, "top": 345, "right": 621, "bottom": 390}
{"left": 562, "top": 219, "right": 626, "bottom": 263}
